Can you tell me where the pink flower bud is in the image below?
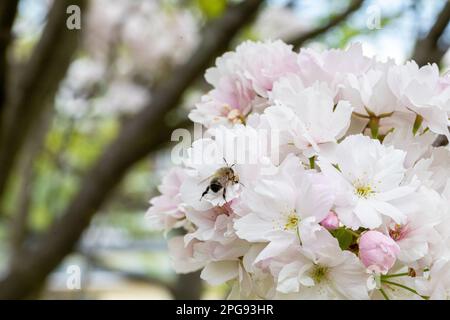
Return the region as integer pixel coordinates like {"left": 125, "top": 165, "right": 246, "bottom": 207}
{"left": 359, "top": 231, "right": 400, "bottom": 274}
{"left": 320, "top": 211, "right": 339, "bottom": 230}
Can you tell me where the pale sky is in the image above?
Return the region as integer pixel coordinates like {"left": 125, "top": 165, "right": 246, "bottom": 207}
{"left": 17, "top": 0, "right": 450, "bottom": 68}
{"left": 272, "top": 0, "right": 450, "bottom": 65}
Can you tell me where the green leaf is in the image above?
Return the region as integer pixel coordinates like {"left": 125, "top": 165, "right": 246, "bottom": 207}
{"left": 197, "top": 0, "right": 226, "bottom": 18}
{"left": 412, "top": 115, "right": 423, "bottom": 135}
{"left": 333, "top": 228, "right": 354, "bottom": 250}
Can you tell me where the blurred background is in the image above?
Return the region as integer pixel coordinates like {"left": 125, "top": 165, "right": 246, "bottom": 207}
{"left": 0, "top": 0, "right": 449, "bottom": 299}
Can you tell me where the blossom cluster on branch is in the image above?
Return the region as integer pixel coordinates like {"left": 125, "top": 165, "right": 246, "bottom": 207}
{"left": 146, "top": 40, "right": 450, "bottom": 300}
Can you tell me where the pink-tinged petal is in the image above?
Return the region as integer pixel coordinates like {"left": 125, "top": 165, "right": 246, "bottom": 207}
{"left": 200, "top": 261, "right": 239, "bottom": 285}
{"left": 320, "top": 211, "right": 340, "bottom": 230}
{"left": 358, "top": 231, "right": 400, "bottom": 274}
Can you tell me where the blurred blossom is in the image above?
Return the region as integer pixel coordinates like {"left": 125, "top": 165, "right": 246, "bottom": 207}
{"left": 95, "top": 80, "right": 151, "bottom": 116}
{"left": 56, "top": 57, "right": 106, "bottom": 117}
{"left": 63, "top": 57, "right": 106, "bottom": 93}
{"left": 58, "top": 61, "right": 151, "bottom": 117}
{"left": 57, "top": 0, "right": 201, "bottom": 118}
{"left": 84, "top": 0, "right": 127, "bottom": 59}
{"left": 253, "top": 6, "right": 308, "bottom": 41}
{"left": 85, "top": 0, "right": 199, "bottom": 76}
{"left": 121, "top": 1, "right": 199, "bottom": 75}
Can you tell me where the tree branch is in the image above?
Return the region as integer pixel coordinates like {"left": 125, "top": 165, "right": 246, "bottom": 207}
{"left": 412, "top": 0, "right": 450, "bottom": 66}
{"left": 84, "top": 253, "right": 176, "bottom": 295}
{"left": 288, "top": 0, "right": 364, "bottom": 50}
{"left": 0, "top": 0, "right": 264, "bottom": 299}
{"left": 0, "top": 0, "right": 20, "bottom": 123}
{"left": 85, "top": 253, "right": 203, "bottom": 299}
{"left": 0, "top": 0, "right": 86, "bottom": 203}
{"left": 9, "top": 104, "right": 53, "bottom": 264}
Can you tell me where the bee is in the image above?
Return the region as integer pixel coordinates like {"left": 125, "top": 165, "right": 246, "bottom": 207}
{"left": 200, "top": 159, "right": 241, "bottom": 202}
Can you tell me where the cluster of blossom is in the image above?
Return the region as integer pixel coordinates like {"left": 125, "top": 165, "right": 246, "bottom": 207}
{"left": 57, "top": 0, "right": 199, "bottom": 118}
{"left": 58, "top": 1, "right": 305, "bottom": 118}
{"left": 146, "top": 40, "right": 450, "bottom": 300}
{"left": 85, "top": 0, "right": 199, "bottom": 76}
{"left": 252, "top": 6, "right": 307, "bottom": 41}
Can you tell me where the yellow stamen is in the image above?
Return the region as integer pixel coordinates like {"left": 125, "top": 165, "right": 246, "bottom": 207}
{"left": 227, "top": 108, "right": 246, "bottom": 124}
{"left": 311, "top": 265, "right": 329, "bottom": 283}
{"left": 284, "top": 212, "right": 299, "bottom": 231}
{"left": 354, "top": 184, "right": 374, "bottom": 198}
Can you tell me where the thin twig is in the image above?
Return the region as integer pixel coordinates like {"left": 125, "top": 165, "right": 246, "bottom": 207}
{"left": 382, "top": 280, "right": 429, "bottom": 300}
{"left": 379, "top": 288, "right": 390, "bottom": 300}
{"left": 411, "top": 1, "right": 450, "bottom": 66}
{"left": 0, "top": 0, "right": 87, "bottom": 203}
{"left": 0, "top": 0, "right": 20, "bottom": 119}
{"left": 288, "top": 0, "right": 364, "bottom": 50}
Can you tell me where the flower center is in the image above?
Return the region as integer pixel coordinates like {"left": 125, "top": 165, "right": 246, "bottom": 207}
{"left": 389, "top": 223, "right": 408, "bottom": 241}
{"left": 222, "top": 105, "right": 245, "bottom": 124}
{"left": 311, "top": 265, "right": 329, "bottom": 284}
{"left": 213, "top": 203, "right": 232, "bottom": 216}
{"left": 353, "top": 181, "right": 374, "bottom": 199}
{"left": 284, "top": 211, "right": 299, "bottom": 231}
